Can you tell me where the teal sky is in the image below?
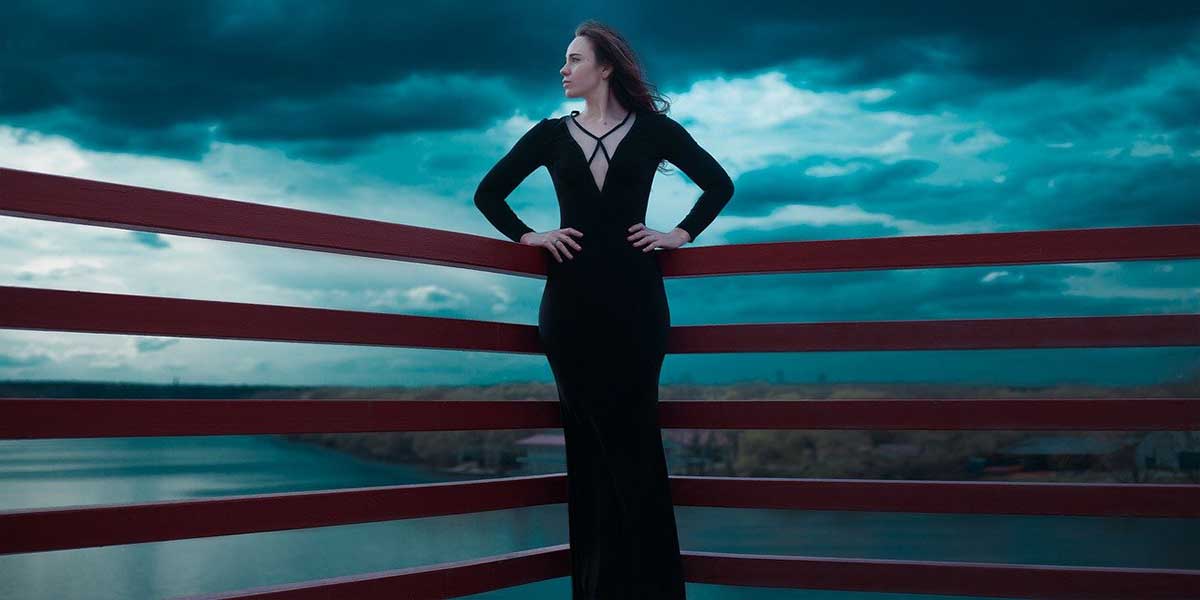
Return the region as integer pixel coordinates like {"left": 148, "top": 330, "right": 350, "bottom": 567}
{"left": 1, "top": 1, "right": 1198, "bottom": 387}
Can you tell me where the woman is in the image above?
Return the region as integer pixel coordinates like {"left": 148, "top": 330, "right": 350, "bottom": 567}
{"left": 474, "top": 19, "right": 734, "bottom": 600}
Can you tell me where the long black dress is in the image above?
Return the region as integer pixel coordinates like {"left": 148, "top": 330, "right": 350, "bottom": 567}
{"left": 474, "top": 108, "right": 734, "bottom": 599}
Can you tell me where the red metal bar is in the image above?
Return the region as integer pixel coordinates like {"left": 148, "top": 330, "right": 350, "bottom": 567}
{"left": 0, "top": 474, "right": 567, "bottom": 555}
{"left": 2, "top": 285, "right": 1196, "bottom": 352}
{"left": 166, "top": 545, "right": 1200, "bottom": 599}
{"left": 174, "top": 544, "right": 570, "bottom": 600}
{"left": 670, "top": 477, "right": 1200, "bottom": 517}
{"left": 2, "top": 398, "right": 1198, "bottom": 440}
{"left": 0, "top": 166, "right": 548, "bottom": 278}
{"left": 0, "top": 285, "right": 541, "bottom": 353}
{"left": 658, "top": 397, "right": 1200, "bottom": 431}
{"left": 658, "top": 223, "right": 1200, "bottom": 277}
{"left": 4, "top": 476, "right": 1195, "bottom": 555}
{"left": 3, "top": 167, "right": 1197, "bottom": 280}
{"left": 669, "top": 313, "right": 1200, "bottom": 352}
{"left": 681, "top": 551, "right": 1200, "bottom": 599}
{"left": 0, "top": 398, "right": 562, "bottom": 438}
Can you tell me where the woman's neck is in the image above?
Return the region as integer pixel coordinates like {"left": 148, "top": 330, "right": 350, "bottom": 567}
{"left": 580, "top": 93, "right": 629, "bottom": 126}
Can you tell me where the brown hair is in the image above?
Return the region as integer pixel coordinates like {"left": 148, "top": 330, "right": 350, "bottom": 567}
{"left": 573, "top": 19, "right": 675, "bottom": 174}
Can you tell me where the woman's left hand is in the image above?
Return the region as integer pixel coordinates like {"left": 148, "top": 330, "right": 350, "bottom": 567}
{"left": 627, "top": 223, "right": 691, "bottom": 252}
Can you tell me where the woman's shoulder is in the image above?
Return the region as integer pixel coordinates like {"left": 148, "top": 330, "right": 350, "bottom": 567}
{"left": 518, "top": 117, "right": 559, "bottom": 144}
{"left": 638, "top": 111, "right": 680, "bottom": 138}
{"left": 653, "top": 111, "right": 686, "bottom": 129}
{"left": 532, "top": 115, "right": 569, "bottom": 135}
{"left": 636, "top": 111, "right": 682, "bottom": 144}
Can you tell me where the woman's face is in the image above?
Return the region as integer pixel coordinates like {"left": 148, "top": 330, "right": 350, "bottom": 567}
{"left": 560, "top": 36, "right": 608, "bottom": 98}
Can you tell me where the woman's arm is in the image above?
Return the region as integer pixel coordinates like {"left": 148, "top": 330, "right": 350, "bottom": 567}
{"left": 660, "top": 115, "right": 735, "bottom": 243}
{"left": 473, "top": 119, "right": 549, "bottom": 243}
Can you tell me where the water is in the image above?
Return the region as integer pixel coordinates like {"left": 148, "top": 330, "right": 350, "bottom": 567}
{"left": 1, "top": 436, "right": 1196, "bottom": 599}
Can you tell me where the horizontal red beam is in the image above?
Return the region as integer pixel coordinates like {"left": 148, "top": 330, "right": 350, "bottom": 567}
{"left": 175, "top": 544, "right": 571, "bottom": 600}
{"left": 3, "top": 167, "right": 1197, "bottom": 279}
{"left": 0, "top": 398, "right": 562, "bottom": 438}
{"left": 670, "top": 313, "right": 1200, "bottom": 352}
{"left": 671, "top": 477, "right": 1200, "bottom": 518}
{"left": 3, "top": 398, "right": 1197, "bottom": 439}
{"left": 4, "top": 476, "right": 1195, "bottom": 555}
{"left": 682, "top": 550, "right": 1200, "bottom": 599}
{"left": 658, "top": 222, "right": 1200, "bottom": 277}
{"left": 659, "top": 397, "right": 1200, "bottom": 431}
{"left": 0, "top": 166, "right": 548, "bottom": 278}
{"left": 0, "top": 285, "right": 542, "bottom": 353}
{"left": 3, "top": 285, "right": 1197, "bottom": 352}
{"left": 0, "top": 474, "right": 567, "bottom": 555}
{"left": 173, "top": 544, "right": 1200, "bottom": 599}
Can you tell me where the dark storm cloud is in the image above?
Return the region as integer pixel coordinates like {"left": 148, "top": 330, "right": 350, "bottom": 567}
{"left": 626, "top": 1, "right": 1200, "bottom": 111}
{"left": 1143, "top": 82, "right": 1200, "bottom": 129}
{"left": 725, "top": 156, "right": 940, "bottom": 211}
{"left": 718, "top": 155, "right": 992, "bottom": 226}
{"left": 0, "top": 352, "right": 51, "bottom": 368}
{"left": 721, "top": 150, "right": 1200, "bottom": 239}
{"left": 217, "top": 78, "right": 512, "bottom": 142}
{"left": 0, "top": 0, "right": 570, "bottom": 159}
{"left": 129, "top": 232, "right": 170, "bottom": 249}
{"left": 723, "top": 222, "right": 905, "bottom": 243}
{"left": 1003, "top": 155, "right": 1200, "bottom": 229}
{"left": 672, "top": 259, "right": 1174, "bottom": 330}
{"left": 134, "top": 338, "right": 179, "bottom": 353}
{"left": 2, "top": 0, "right": 1198, "bottom": 160}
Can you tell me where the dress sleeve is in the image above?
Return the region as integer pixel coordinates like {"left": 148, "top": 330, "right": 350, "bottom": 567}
{"left": 473, "top": 118, "right": 549, "bottom": 243}
{"left": 660, "top": 114, "right": 735, "bottom": 243}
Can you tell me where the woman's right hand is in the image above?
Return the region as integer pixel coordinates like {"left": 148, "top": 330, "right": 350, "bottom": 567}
{"left": 520, "top": 228, "right": 584, "bottom": 263}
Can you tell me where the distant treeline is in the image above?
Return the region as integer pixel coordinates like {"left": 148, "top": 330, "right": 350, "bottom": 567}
{"left": 5, "top": 376, "right": 1198, "bottom": 483}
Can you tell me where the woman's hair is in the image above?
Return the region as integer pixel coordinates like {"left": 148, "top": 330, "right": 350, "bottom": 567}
{"left": 573, "top": 19, "right": 675, "bottom": 174}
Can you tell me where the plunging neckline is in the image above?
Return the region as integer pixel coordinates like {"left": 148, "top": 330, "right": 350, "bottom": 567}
{"left": 562, "top": 110, "right": 639, "bottom": 195}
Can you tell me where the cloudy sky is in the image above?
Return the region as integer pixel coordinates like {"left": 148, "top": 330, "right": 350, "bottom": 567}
{"left": 2, "top": 1, "right": 1198, "bottom": 388}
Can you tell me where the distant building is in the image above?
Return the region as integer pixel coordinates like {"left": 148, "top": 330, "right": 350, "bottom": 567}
{"left": 664, "top": 430, "right": 729, "bottom": 474}
{"left": 877, "top": 442, "right": 920, "bottom": 458}
{"left": 514, "top": 432, "right": 685, "bottom": 475}
{"left": 994, "top": 435, "right": 1138, "bottom": 471}
{"left": 1135, "top": 432, "right": 1200, "bottom": 471}
{"left": 514, "top": 433, "right": 568, "bottom": 474}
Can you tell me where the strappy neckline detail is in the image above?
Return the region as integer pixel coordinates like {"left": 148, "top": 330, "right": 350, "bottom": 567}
{"left": 569, "top": 109, "right": 632, "bottom": 163}
{"left": 562, "top": 109, "right": 638, "bottom": 195}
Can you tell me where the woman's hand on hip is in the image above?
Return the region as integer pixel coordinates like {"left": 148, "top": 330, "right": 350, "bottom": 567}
{"left": 520, "top": 228, "right": 583, "bottom": 263}
{"left": 627, "top": 223, "right": 689, "bottom": 252}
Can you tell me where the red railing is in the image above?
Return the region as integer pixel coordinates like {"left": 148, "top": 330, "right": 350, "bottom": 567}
{"left": 1, "top": 165, "right": 1199, "bottom": 599}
